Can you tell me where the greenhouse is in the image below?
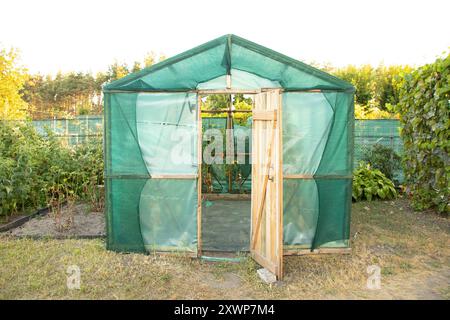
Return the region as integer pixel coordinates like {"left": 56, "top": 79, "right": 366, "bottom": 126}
{"left": 103, "top": 34, "right": 355, "bottom": 279}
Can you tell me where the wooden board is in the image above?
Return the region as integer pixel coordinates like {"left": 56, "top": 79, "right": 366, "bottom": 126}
{"left": 250, "top": 89, "right": 283, "bottom": 280}
{"left": 197, "top": 95, "right": 203, "bottom": 257}
{"left": 284, "top": 247, "right": 352, "bottom": 256}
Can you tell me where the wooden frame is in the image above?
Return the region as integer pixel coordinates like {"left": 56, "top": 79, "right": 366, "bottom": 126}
{"left": 276, "top": 91, "right": 284, "bottom": 278}
{"left": 284, "top": 248, "right": 351, "bottom": 256}
{"left": 284, "top": 174, "right": 352, "bottom": 179}
{"left": 105, "top": 174, "right": 197, "bottom": 179}
{"left": 151, "top": 174, "right": 197, "bottom": 179}
{"left": 103, "top": 88, "right": 353, "bottom": 95}
{"left": 197, "top": 95, "right": 203, "bottom": 257}
{"left": 201, "top": 110, "right": 252, "bottom": 113}
{"left": 198, "top": 90, "right": 259, "bottom": 259}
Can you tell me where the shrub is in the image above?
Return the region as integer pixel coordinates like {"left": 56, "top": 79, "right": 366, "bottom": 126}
{"left": 362, "top": 144, "right": 401, "bottom": 181}
{"left": 395, "top": 53, "right": 449, "bottom": 214}
{"left": 352, "top": 163, "right": 397, "bottom": 201}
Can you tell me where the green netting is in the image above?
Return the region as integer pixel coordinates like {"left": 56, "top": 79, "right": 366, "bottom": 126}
{"left": 313, "top": 178, "right": 352, "bottom": 248}
{"left": 32, "top": 116, "right": 102, "bottom": 146}
{"left": 104, "top": 35, "right": 353, "bottom": 92}
{"left": 104, "top": 35, "right": 355, "bottom": 254}
{"left": 233, "top": 123, "right": 252, "bottom": 192}
{"left": 354, "top": 119, "right": 403, "bottom": 182}
{"left": 201, "top": 116, "right": 252, "bottom": 193}
{"left": 282, "top": 92, "right": 353, "bottom": 249}
{"left": 106, "top": 178, "right": 147, "bottom": 252}
{"left": 283, "top": 179, "right": 318, "bottom": 246}
{"left": 109, "top": 93, "right": 148, "bottom": 175}
{"left": 104, "top": 92, "right": 198, "bottom": 253}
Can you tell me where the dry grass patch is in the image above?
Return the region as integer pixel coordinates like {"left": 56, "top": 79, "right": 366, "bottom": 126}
{"left": 0, "top": 198, "right": 448, "bottom": 299}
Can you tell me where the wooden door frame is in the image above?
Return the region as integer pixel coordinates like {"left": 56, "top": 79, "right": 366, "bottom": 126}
{"left": 197, "top": 90, "right": 259, "bottom": 258}
{"left": 197, "top": 89, "right": 283, "bottom": 280}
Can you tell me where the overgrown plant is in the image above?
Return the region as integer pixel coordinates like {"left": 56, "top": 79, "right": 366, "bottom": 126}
{"left": 395, "top": 53, "right": 449, "bottom": 214}
{"left": 0, "top": 121, "right": 104, "bottom": 218}
{"left": 352, "top": 163, "right": 397, "bottom": 201}
{"left": 362, "top": 144, "right": 401, "bottom": 181}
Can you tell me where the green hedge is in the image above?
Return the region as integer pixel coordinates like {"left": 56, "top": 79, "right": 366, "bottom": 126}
{"left": 396, "top": 53, "right": 450, "bottom": 214}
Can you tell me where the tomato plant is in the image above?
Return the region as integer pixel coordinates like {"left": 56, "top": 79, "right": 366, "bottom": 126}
{"left": 0, "top": 121, "right": 103, "bottom": 219}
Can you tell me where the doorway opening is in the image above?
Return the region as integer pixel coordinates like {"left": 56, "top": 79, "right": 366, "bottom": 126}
{"left": 199, "top": 93, "right": 253, "bottom": 254}
{"left": 198, "top": 89, "right": 283, "bottom": 280}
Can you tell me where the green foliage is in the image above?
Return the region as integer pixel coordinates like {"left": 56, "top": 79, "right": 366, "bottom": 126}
{"left": 362, "top": 144, "right": 401, "bottom": 181}
{"left": 202, "top": 94, "right": 253, "bottom": 125}
{"left": 334, "top": 65, "right": 374, "bottom": 106}
{"left": 0, "top": 47, "right": 29, "bottom": 120}
{"left": 352, "top": 163, "right": 397, "bottom": 201}
{"left": 332, "top": 64, "right": 412, "bottom": 113}
{"left": 0, "top": 122, "right": 103, "bottom": 218}
{"left": 21, "top": 52, "right": 166, "bottom": 119}
{"left": 354, "top": 104, "right": 398, "bottom": 119}
{"left": 22, "top": 72, "right": 103, "bottom": 119}
{"left": 395, "top": 53, "right": 450, "bottom": 214}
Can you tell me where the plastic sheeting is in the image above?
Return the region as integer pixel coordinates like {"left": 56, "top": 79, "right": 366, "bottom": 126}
{"left": 197, "top": 69, "right": 281, "bottom": 90}
{"left": 136, "top": 93, "right": 198, "bottom": 175}
{"left": 140, "top": 179, "right": 197, "bottom": 252}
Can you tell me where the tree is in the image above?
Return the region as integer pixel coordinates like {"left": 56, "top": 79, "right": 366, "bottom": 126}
{"left": 333, "top": 64, "right": 374, "bottom": 108}
{"left": 0, "top": 48, "right": 28, "bottom": 120}
{"left": 372, "top": 64, "right": 413, "bottom": 110}
{"left": 131, "top": 61, "right": 142, "bottom": 73}
{"left": 107, "top": 61, "right": 129, "bottom": 81}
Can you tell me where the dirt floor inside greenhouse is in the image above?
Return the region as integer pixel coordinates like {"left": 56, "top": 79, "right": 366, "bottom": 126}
{"left": 202, "top": 199, "right": 251, "bottom": 252}
{"left": 0, "top": 198, "right": 449, "bottom": 300}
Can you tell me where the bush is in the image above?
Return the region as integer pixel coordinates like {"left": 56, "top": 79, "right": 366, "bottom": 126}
{"left": 396, "top": 53, "right": 449, "bottom": 214}
{"left": 352, "top": 163, "right": 397, "bottom": 201}
{"left": 0, "top": 121, "right": 103, "bottom": 218}
{"left": 362, "top": 144, "right": 401, "bottom": 181}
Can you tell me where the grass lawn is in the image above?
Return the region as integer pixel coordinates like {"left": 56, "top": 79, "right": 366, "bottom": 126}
{"left": 0, "top": 198, "right": 448, "bottom": 299}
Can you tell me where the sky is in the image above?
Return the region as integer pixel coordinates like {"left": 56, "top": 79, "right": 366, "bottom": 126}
{"left": 1, "top": 0, "right": 449, "bottom": 75}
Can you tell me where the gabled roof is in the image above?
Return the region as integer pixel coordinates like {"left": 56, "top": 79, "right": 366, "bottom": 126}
{"left": 104, "top": 34, "right": 354, "bottom": 92}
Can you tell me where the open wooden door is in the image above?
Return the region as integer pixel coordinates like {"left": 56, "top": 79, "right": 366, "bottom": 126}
{"left": 251, "top": 89, "right": 283, "bottom": 280}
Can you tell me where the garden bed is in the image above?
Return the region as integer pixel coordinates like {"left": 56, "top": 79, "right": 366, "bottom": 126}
{"left": 3, "top": 203, "right": 105, "bottom": 238}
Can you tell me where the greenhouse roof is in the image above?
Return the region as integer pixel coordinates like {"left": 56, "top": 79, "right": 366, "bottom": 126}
{"left": 104, "top": 34, "right": 354, "bottom": 92}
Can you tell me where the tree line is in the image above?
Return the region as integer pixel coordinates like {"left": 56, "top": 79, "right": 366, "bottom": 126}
{"left": 0, "top": 46, "right": 414, "bottom": 120}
